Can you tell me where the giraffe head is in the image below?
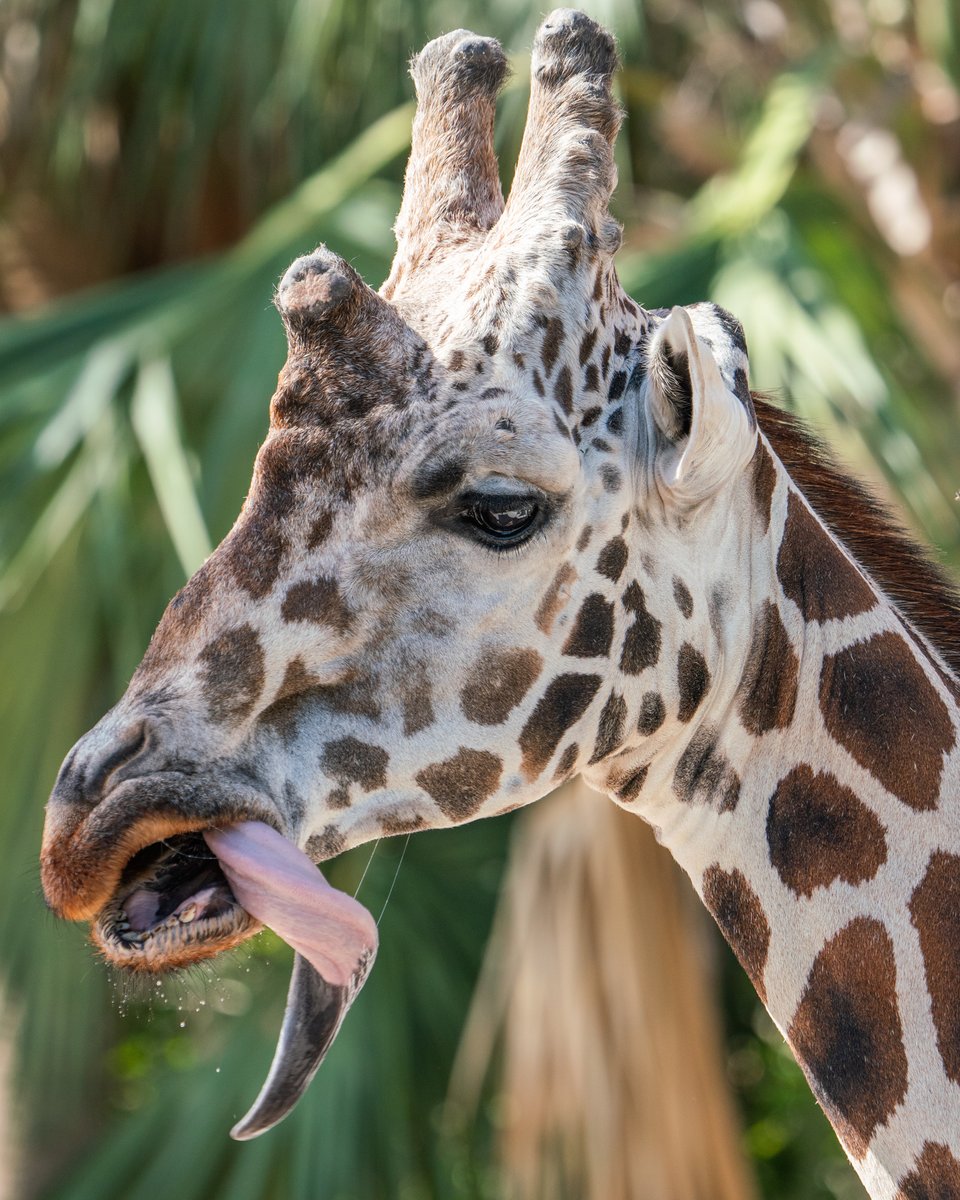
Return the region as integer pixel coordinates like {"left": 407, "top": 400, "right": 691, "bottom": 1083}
{"left": 42, "top": 9, "right": 757, "bottom": 1000}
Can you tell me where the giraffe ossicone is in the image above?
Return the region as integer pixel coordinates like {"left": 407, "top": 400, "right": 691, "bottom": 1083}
{"left": 40, "top": 10, "right": 960, "bottom": 1193}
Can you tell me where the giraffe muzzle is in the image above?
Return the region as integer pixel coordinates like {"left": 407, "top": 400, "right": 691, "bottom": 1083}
{"left": 40, "top": 764, "right": 283, "bottom": 970}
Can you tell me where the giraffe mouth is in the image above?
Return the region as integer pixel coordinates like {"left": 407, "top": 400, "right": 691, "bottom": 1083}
{"left": 91, "top": 830, "right": 260, "bottom": 972}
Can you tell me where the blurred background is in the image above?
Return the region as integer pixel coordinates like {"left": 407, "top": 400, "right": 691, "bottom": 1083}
{"left": 1, "top": 0, "right": 958, "bottom": 1197}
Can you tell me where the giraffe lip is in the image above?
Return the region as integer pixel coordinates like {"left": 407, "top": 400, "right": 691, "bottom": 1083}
{"left": 91, "top": 831, "right": 262, "bottom": 974}
{"left": 40, "top": 770, "right": 284, "bottom": 930}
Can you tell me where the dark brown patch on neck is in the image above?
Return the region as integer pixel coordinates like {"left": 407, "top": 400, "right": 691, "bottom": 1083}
{"left": 619, "top": 580, "right": 661, "bottom": 674}
{"left": 554, "top": 742, "right": 579, "bottom": 780}
{"left": 738, "top": 600, "right": 799, "bottom": 734}
{"left": 766, "top": 765, "right": 887, "bottom": 897}
{"left": 589, "top": 690, "right": 627, "bottom": 762}
{"left": 756, "top": 396, "right": 960, "bottom": 676}
{"left": 909, "top": 851, "right": 960, "bottom": 1086}
{"left": 897, "top": 1142, "right": 960, "bottom": 1200}
{"left": 637, "top": 691, "right": 665, "bottom": 735}
{"left": 541, "top": 317, "right": 564, "bottom": 375}
{"left": 673, "top": 726, "right": 740, "bottom": 811}
{"left": 777, "top": 491, "right": 876, "bottom": 623}
{"left": 702, "top": 865, "right": 770, "bottom": 1001}
{"left": 609, "top": 762, "right": 648, "bottom": 802}
{"left": 788, "top": 916, "right": 908, "bottom": 1160}
{"left": 672, "top": 577, "right": 693, "bottom": 619}
{"left": 819, "top": 631, "right": 954, "bottom": 810}
{"left": 676, "top": 643, "right": 710, "bottom": 722}
{"left": 750, "top": 440, "right": 777, "bottom": 535}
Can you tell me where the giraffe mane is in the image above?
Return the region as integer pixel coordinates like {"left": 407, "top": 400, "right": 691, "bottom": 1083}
{"left": 754, "top": 393, "right": 960, "bottom": 678}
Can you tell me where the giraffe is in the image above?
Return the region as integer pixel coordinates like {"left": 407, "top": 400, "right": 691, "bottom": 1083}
{"left": 39, "top": 10, "right": 960, "bottom": 1197}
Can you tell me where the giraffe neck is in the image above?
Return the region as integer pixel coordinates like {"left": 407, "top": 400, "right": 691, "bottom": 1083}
{"left": 586, "top": 435, "right": 960, "bottom": 1197}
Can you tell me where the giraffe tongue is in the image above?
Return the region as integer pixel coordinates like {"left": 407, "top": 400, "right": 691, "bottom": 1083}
{"left": 203, "top": 822, "right": 377, "bottom": 1139}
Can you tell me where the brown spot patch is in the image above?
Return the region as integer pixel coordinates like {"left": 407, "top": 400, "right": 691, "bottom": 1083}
{"left": 620, "top": 581, "right": 661, "bottom": 674}
{"left": 739, "top": 601, "right": 799, "bottom": 734}
{"left": 379, "top": 808, "right": 426, "bottom": 836}
{"left": 554, "top": 743, "right": 579, "bottom": 779}
{"left": 554, "top": 365, "right": 573, "bottom": 414}
{"left": 766, "top": 765, "right": 887, "bottom": 898}
{"left": 541, "top": 317, "right": 564, "bottom": 375}
{"left": 589, "top": 691, "right": 627, "bottom": 763}
{"left": 897, "top": 1142, "right": 960, "bottom": 1200}
{"left": 416, "top": 748, "right": 502, "bottom": 822}
{"left": 198, "top": 625, "right": 265, "bottom": 724}
{"left": 599, "top": 464, "right": 622, "bottom": 493}
{"left": 519, "top": 673, "right": 602, "bottom": 780}
{"left": 751, "top": 441, "right": 777, "bottom": 534}
{"left": 702, "top": 866, "right": 770, "bottom": 1001}
{"left": 535, "top": 562, "right": 577, "bottom": 634}
{"left": 677, "top": 644, "right": 710, "bottom": 722}
{"left": 307, "top": 510, "right": 334, "bottom": 551}
{"left": 596, "top": 537, "right": 628, "bottom": 583}
{"left": 819, "top": 631, "right": 954, "bottom": 810}
{"left": 672, "top": 577, "right": 693, "bottom": 619}
{"left": 461, "top": 647, "right": 543, "bottom": 725}
{"left": 410, "top": 455, "right": 467, "bottom": 500}
{"left": 579, "top": 327, "right": 597, "bottom": 365}
{"left": 788, "top": 917, "right": 908, "bottom": 1159}
{"left": 562, "top": 594, "right": 614, "bottom": 659}
{"left": 637, "top": 692, "right": 666, "bottom": 735}
{"left": 777, "top": 491, "right": 876, "bottom": 622}
{"left": 273, "top": 656, "right": 317, "bottom": 703}
{"left": 222, "top": 515, "right": 287, "bottom": 601}
{"left": 321, "top": 737, "right": 388, "bottom": 796}
{"left": 135, "top": 563, "right": 215, "bottom": 678}
{"left": 281, "top": 575, "right": 353, "bottom": 633}
{"left": 400, "top": 671, "right": 435, "bottom": 737}
{"left": 306, "top": 826, "right": 346, "bottom": 860}
{"left": 324, "top": 672, "right": 381, "bottom": 721}
{"left": 909, "top": 851, "right": 960, "bottom": 1085}
{"left": 258, "top": 657, "right": 323, "bottom": 740}
{"left": 609, "top": 763, "right": 648, "bottom": 802}
{"left": 674, "top": 726, "right": 740, "bottom": 811}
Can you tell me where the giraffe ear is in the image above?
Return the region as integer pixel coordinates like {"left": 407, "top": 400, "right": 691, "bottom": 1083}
{"left": 644, "top": 306, "right": 756, "bottom": 504}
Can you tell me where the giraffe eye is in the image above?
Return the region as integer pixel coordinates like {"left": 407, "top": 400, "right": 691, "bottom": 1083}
{"left": 462, "top": 494, "right": 541, "bottom": 547}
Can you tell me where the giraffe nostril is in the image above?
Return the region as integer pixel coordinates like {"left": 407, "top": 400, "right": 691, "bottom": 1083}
{"left": 84, "top": 721, "right": 150, "bottom": 802}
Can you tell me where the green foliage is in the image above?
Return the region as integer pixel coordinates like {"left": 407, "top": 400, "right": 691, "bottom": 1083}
{"left": 1, "top": 1, "right": 958, "bottom": 1198}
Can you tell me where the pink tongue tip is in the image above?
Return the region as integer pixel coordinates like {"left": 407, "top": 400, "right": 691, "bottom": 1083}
{"left": 203, "top": 821, "right": 379, "bottom": 1139}
{"left": 203, "top": 821, "right": 377, "bottom": 988}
